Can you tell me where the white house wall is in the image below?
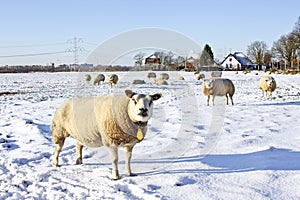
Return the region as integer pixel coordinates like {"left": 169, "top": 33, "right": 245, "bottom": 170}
{"left": 221, "top": 56, "right": 241, "bottom": 70}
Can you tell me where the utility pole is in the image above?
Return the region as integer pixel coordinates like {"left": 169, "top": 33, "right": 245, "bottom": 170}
{"left": 66, "top": 36, "right": 84, "bottom": 71}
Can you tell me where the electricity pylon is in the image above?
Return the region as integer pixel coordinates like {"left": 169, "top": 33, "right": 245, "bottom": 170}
{"left": 66, "top": 36, "right": 85, "bottom": 71}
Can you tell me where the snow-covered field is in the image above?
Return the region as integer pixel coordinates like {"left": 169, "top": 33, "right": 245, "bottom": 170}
{"left": 0, "top": 71, "right": 299, "bottom": 200}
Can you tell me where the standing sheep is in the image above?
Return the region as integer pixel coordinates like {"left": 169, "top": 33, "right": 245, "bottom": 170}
{"left": 203, "top": 78, "right": 235, "bottom": 106}
{"left": 93, "top": 74, "right": 105, "bottom": 85}
{"left": 107, "top": 74, "right": 119, "bottom": 88}
{"left": 51, "top": 90, "right": 162, "bottom": 180}
{"left": 84, "top": 74, "right": 91, "bottom": 82}
{"left": 259, "top": 76, "right": 276, "bottom": 97}
{"left": 159, "top": 73, "right": 169, "bottom": 80}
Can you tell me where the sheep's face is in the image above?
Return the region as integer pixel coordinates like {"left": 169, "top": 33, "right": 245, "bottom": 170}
{"left": 204, "top": 79, "right": 214, "bottom": 90}
{"left": 108, "top": 74, "right": 116, "bottom": 81}
{"left": 125, "top": 90, "right": 162, "bottom": 122}
{"left": 266, "top": 79, "right": 274, "bottom": 88}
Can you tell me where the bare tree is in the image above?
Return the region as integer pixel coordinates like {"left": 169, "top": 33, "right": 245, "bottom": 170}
{"left": 247, "top": 41, "right": 268, "bottom": 70}
{"left": 134, "top": 52, "right": 145, "bottom": 67}
{"left": 263, "top": 51, "right": 272, "bottom": 68}
{"left": 272, "top": 33, "right": 300, "bottom": 69}
{"left": 292, "top": 16, "right": 300, "bottom": 60}
{"left": 164, "top": 51, "right": 174, "bottom": 66}
{"left": 153, "top": 51, "right": 165, "bottom": 65}
{"left": 292, "top": 16, "right": 300, "bottom": 39}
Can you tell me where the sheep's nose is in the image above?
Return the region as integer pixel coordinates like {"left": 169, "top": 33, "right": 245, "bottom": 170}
{"left": 139, "top": 108, "right": 148, "bottom": 112}
{"left": 139, "top": 108, "right": 148, "bottom": 116}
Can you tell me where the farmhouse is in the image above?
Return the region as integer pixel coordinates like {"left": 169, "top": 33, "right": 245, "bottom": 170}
{"left": 145, "top": 54, "right": 161, "bottom": 65}
{"left": 220, "top": 52, "right": 256, "bottom": 70}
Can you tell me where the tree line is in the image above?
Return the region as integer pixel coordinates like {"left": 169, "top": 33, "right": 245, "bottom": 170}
{"left": 134, "top": 17, "right": 300, "bottom": 71}
{"left": 247, "top": 17, "right": 300, "bottom": 70}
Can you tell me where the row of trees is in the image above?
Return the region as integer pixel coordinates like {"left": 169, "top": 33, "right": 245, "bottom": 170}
{"left": 247, "top": 17, "right": 300, "bottom": 70}
{"left": 133, "top": 44, "right": 215, "bottom": 70}
{"left": 133, "top": 17, "right": 300, "bottom": 71}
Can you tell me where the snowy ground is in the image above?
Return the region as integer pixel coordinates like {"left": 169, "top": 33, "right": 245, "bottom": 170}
{"left": 0, "top": 71, "right": 299, "bottom": 200}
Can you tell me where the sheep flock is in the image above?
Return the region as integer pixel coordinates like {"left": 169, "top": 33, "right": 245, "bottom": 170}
{"left": 51, "top": 70, "right": 279, "bottom": 179}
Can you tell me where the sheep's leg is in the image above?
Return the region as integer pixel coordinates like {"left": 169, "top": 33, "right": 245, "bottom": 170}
{"left": 108, "top": 146, "right": 120, "bottom": 180}
{"left": 76, "top": 141, "right": 83, "bottom": 165}
{"left": 212, "top": 95, "right": 216, "bottom": 106}
{"left": 226, "top": 94, "right": 229, "bottom": 105}
{"left": 230, "top": 95, "right": 234, "bottom": 105}
{"left": 52, "top": 138, "right": 65, "bottom": 167}
{"left": 124, "top": 146, "right": 135, "bottom": 176}
{"left": 206, "top": 95, "right": 210, "bottom": 106}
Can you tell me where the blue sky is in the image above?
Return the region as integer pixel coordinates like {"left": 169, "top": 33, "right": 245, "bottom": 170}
{"left": 0, "top": 0, "right": 299, "bottom": 66}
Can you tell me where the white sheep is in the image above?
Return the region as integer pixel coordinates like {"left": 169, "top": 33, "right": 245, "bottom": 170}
{"left": 131, "top": 79, "right": 146, "bottom": 84}
{"left": 146, "top": 72, "right": 156, "bottom": 79}
{"left": 107, "top": 74, "right": 119, "bottom": 88}
{"left": 259, "top": 76, "right": 276, "bottom": 97}
{"left": 195, "top": 73, "right": 205, "bottom": 80}
{"left": 84, "top": 74, "right": 91, "bottom": 82}
{"left": 93, "top": 74, "right": 105, "bottom": 85}
{"left": 211, "top": 71, "right": 222, "bottom": 78}
{"left": 154, "top": 79, "right": 168, "bottom": 85}
{"left": 159, "top": 73, "right": 169, "bottom": 80}
{"left": 51, "top": 90, "right": 162, "bottom": 180}
{"left": 203, "top": 78, "right": 235, "bottom": 106}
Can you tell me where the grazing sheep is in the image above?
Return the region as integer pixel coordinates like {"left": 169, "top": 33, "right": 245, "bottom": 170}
{"left": 159, "top": 73, "right": 169, "bottom": 80}
{"left": 203, "top": 78, "right": 235, "bottom": 106}
{"left": 154, "top": 79, "right": 168, "bottom": 85}
{"left": 146, "top": 72, "right": 156, "bottom": 79}
{"left": 211, "top": 71, "right": 222, "bottom": 78}
{"left": 93, "top": 74, "right": 105, "bottom": 85}
{"left": 259, "top": 76, "right": 276, "bottom": 97}
{"left": 195, "top": 73, "right": 205, "bottom": 80}
{"left": 107, "top": 74, "right": 119, "bottom": 88}
{"left": 84, "top": 74, "right": 91, "bottom": 82}
{"left": 51, "top": 90, "right": 162, "bottom": 180}
{"left": 131, "top": 79, "right": 146, "bottom": 84}
{"left": 177, "top": 76, "right": 185, "bottom": 80}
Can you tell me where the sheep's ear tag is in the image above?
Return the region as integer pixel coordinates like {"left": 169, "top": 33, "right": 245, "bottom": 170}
{"left": 137, "top": 129, "right": 144, "bottom": 142}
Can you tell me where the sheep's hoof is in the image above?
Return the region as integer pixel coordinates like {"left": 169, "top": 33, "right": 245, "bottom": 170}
{"left": 76, "top": 158, "right": 82, "bottom": 165}
{"left": 52, "top": 161, "right": 59, "bottom": 167}
{"left": 111, "top": 175, "right": 120, "bottom": 180}
{"left": 111, "top": 171, "right": 120, "bottom": 180}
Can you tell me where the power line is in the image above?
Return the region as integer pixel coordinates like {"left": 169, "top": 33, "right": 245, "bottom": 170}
{"left": 0, "top": 42, "right": 66, "bottom": 48}
{"left": 0, "top": 51, "right": 67, "bottom": 58}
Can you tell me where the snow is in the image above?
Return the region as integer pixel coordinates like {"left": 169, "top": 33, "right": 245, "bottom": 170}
{"left": 0, "top": 71, "right": 300, "bottom": 199}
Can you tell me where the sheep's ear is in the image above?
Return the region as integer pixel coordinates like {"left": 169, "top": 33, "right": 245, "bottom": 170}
{"left": 125, "top": 90, "right": 136, "bottom": 98}
{"left": 151, "top": 93, "right": 162, "bottom": 101}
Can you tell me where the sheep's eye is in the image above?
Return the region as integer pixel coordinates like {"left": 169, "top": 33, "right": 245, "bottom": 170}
{"left": 132, "top": 98, "right": 137, "bottom": 105}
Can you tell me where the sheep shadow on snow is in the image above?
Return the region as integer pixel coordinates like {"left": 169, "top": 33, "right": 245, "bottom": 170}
{"left": 133, "top": 147, "right": 300, "bottom": 176}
